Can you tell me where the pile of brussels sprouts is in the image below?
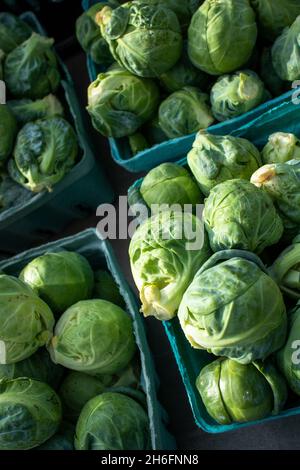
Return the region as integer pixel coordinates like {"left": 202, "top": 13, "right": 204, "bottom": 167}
{"left": 129, "top": 129, "right": 300, "bottom": 426}
{"left": 0, "top": 250, "right": 150, "bottom": 450}
{"left": 0, "top": 12, "right": 79, "bottom": 211}
{"left": 77, "top": 0, "right": 300, "bottom": 156}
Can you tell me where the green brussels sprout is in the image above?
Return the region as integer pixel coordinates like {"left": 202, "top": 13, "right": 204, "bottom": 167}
{"left": 37, "top": 421, "right": 74, "bottom": 450}
{"left": 0, "top": 105, "right": 17, "bottom": 164}
{"left": 203, "top": 179, "right": 283, "bottom": 253}
{"left": 272, "top": 16, "right": 300, "bottom": 81}
{"left": 0, "top": 377, "right": 62, "bottom": 450}
{"left": 49, "top": 299, "right": 136, "bottom": 376}
{"left": 59, "top": 359, "right": 140, "bottom": 421}
{"left": 93, "top": 269, "right": 125, "bottom": 308}
{"left": 4, "top": 33, "right": 61, "bottom": 99}
{"left": 0, "top": 275, "right": 54, "bottom": 364}
{"left": 128, "top": 182, "right": 151, "bottom": 221}
{"left": 60, "top": 373, "right": 105, "bottom": 420}
{"left": 196, "top": 358, "right": 287, "bottom": 424}
{"left": 144, "top": 116, "right": 168, "bottom": 145}
{"left": 8, "top": 94, "right": 64, "bottom": 125}
{"left": 178, "top": 250, "right": 287, "bottom": 363}
{"left": 20, "top": 251, "right": 94, "bottom": 315}
{"left": 87, "top": 68, "right": 160, "bottom": 138}
{"left": 74, "top": 392, "right": 150, "bottom": 450}
{"left": 262, "top": 133, "right": 300, "bottom": 165}
{"left": 187, "top": 132, "right": 261, "bottom": 196}
{"left": 269, "top": 236, "right": 300, "bottom": 300}
{"left": 0, "top": 348, "right": 63, "bottom": 390}
{"left": 0, "top": 173, "right": 33, "bottom": 212}
{"left": 128, "top": 133, "right": 149, "bottom": 156}
{"left": 260, "top": 48, "right": 289, "bottom": 98}
{"left": 129, "top": 211, "right": 211, "bottom": 320}
{"left": 160, "top": 48, "right": 210, "bottom": 93}
{"left": 140, "top": 163, "right": 202, "bottom": 208}
{"left": 76, "top": 2, "right": 118, "bottom": 66}
{"left": 210, "top": 70, "right": 267, "bottom": 122}
{"left": 251, "top": 160, "right": 300, "bottom": 237}
{"left": 158, "top": 87, "right": 214, "bottom": 139}
{"left": 251, "top": 0, "right": 300, "bottom": 42}
{"left": 188, "top": 0, "right": 257, "bottom": 76}
{"left": 277, "top": 304, "right": 300, "bottom": 395}
{"left": 8, "top": 117, "right": 78, "bottom": 193}
{"left": 0, "top": 12, "right": 31, "bottom": 54}
{"left": 97, "top": 2, "right": 183, "bottom": 78}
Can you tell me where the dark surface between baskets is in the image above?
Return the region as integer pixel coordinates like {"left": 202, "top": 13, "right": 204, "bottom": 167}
{"left": 51, "top": 48, "right": 300, "bottom": 450}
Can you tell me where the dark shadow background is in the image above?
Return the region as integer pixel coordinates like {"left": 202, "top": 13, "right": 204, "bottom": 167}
{"left": 2, "top": 0, "right": 300, "bottom": 450}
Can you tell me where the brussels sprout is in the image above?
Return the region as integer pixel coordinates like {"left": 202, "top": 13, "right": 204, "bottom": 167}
{"left": 0, "top": 12, "right": 31, "bottom": 54}
{"left": 159, "top": 87, "right": 214, "bottom": 139}
{"left": 129, "top": 211, "right": 211, "bottom": 320}
{"left": 59, "top": 359, "right": 140, "bottom": 421}
{"left": 272, "top": 16, "right": 300, "bottom": 81}
{"left": 277, "top": 304, "right": 300, "bottom": 395}
{"left": 128, "top": 182, "right": 151, "bottom": 221}
{"left": 210, "top": 70, "right": 268, "bottom": 122}
{"left": 251, "top": 160, "right": 300, "bottom": 237}
{"left": 0, "top": 105, "right": 17, "bottom": 164}
{"left": 4, "top": 33, "right": 61, "bottom": 99}
{"left": 0, "top": 173, "right": 33, "bottom": 212}
{"left": 178, "top": 250, "right": 287, "bottom": 363}
{"left": 60, "top": 374, "right": 105, "bottom": 419}
{"left": 160, "top": 49, "right": 209, "bottom": 93}
{"left": 260, "top": 48, "right": 289, "bottom": 98}
{"left": 128, "top": 133, "right": 149, "bottom": 156}
{"left": 262, "top": 133, "right": 300, "bottom": 165}
{"left": 8, "top": 117, "right": 78, "bottom": 193}
{"left": 251, "top": 0, "right": 300, "bottom": 42}
{"left": 0, "top": 348, "right": 63, "bottom": 390}
{"left": 93, "top": 269, "right": 125, "bottom": 308}
{"left": 196, "top": 358, "right": 287, "bottom": 424}
{"left": 204, "top": 179, "right": 283, "bottom": 253}
{"left": 144, "top": 116, "right": 168, "bottom": 145}
{"left": 269, "top": 236, "right": 300, "bottom": 300}
{"left": 20, "top": 251, "right": 94, "bottom": 315}
{"left": 37, "top": 421, "right": 74, "bottom": 450}
{"left": 0, "top": 275, "right": 54, "bottom": 364}
{"left": 0, "top": 377, "right": 62, "bottom": 450}
{"left": 188, "top": 0, "right": 257, "bottom": 76}
{"left": 87, "top": 68, "right": 160, "bottom": 138}
{"left": 75, "top": 392, "right": 150, "bottom": 450}
{"left": 8, "top": 95, "right": 64, "bottom": 125}
{"left": 97, "top": 2, "right": 183, "bottom": 78}
{"left": 187, "top": 132, "right": 261, "bottom": 196}
{"left": 76, "top": 2, "right": 118, "bottom": 66}
{"left": 140, "top": 163, "right": 202, "bottom": 208}
{"left": 49, "top": 299, "right": 136, "bottom": 376}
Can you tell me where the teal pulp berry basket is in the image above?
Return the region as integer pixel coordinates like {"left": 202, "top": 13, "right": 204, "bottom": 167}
{"left": 82, "top": 0, "right": 299, "bottom": 173}
{"left": 128, "top": 98, "right": 300, "bottom": 433}
{"left": 0, "top": 228, "right": 176, "bottom": 450}
{"left": 0, "top": 12, "right": 114, "bottom": 256}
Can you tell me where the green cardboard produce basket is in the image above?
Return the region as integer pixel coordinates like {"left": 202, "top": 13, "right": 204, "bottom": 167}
{"left": 82, "top": 0, "right": 299, "bottom": 173}
{"left": 0, "top": 12, "right": 114, "bottom": 255}
{"left": 128, "top": 97, "right": 300, "bottom": 433}
{"left": 0, "top": 227, "right": 176, "bottom": 450}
